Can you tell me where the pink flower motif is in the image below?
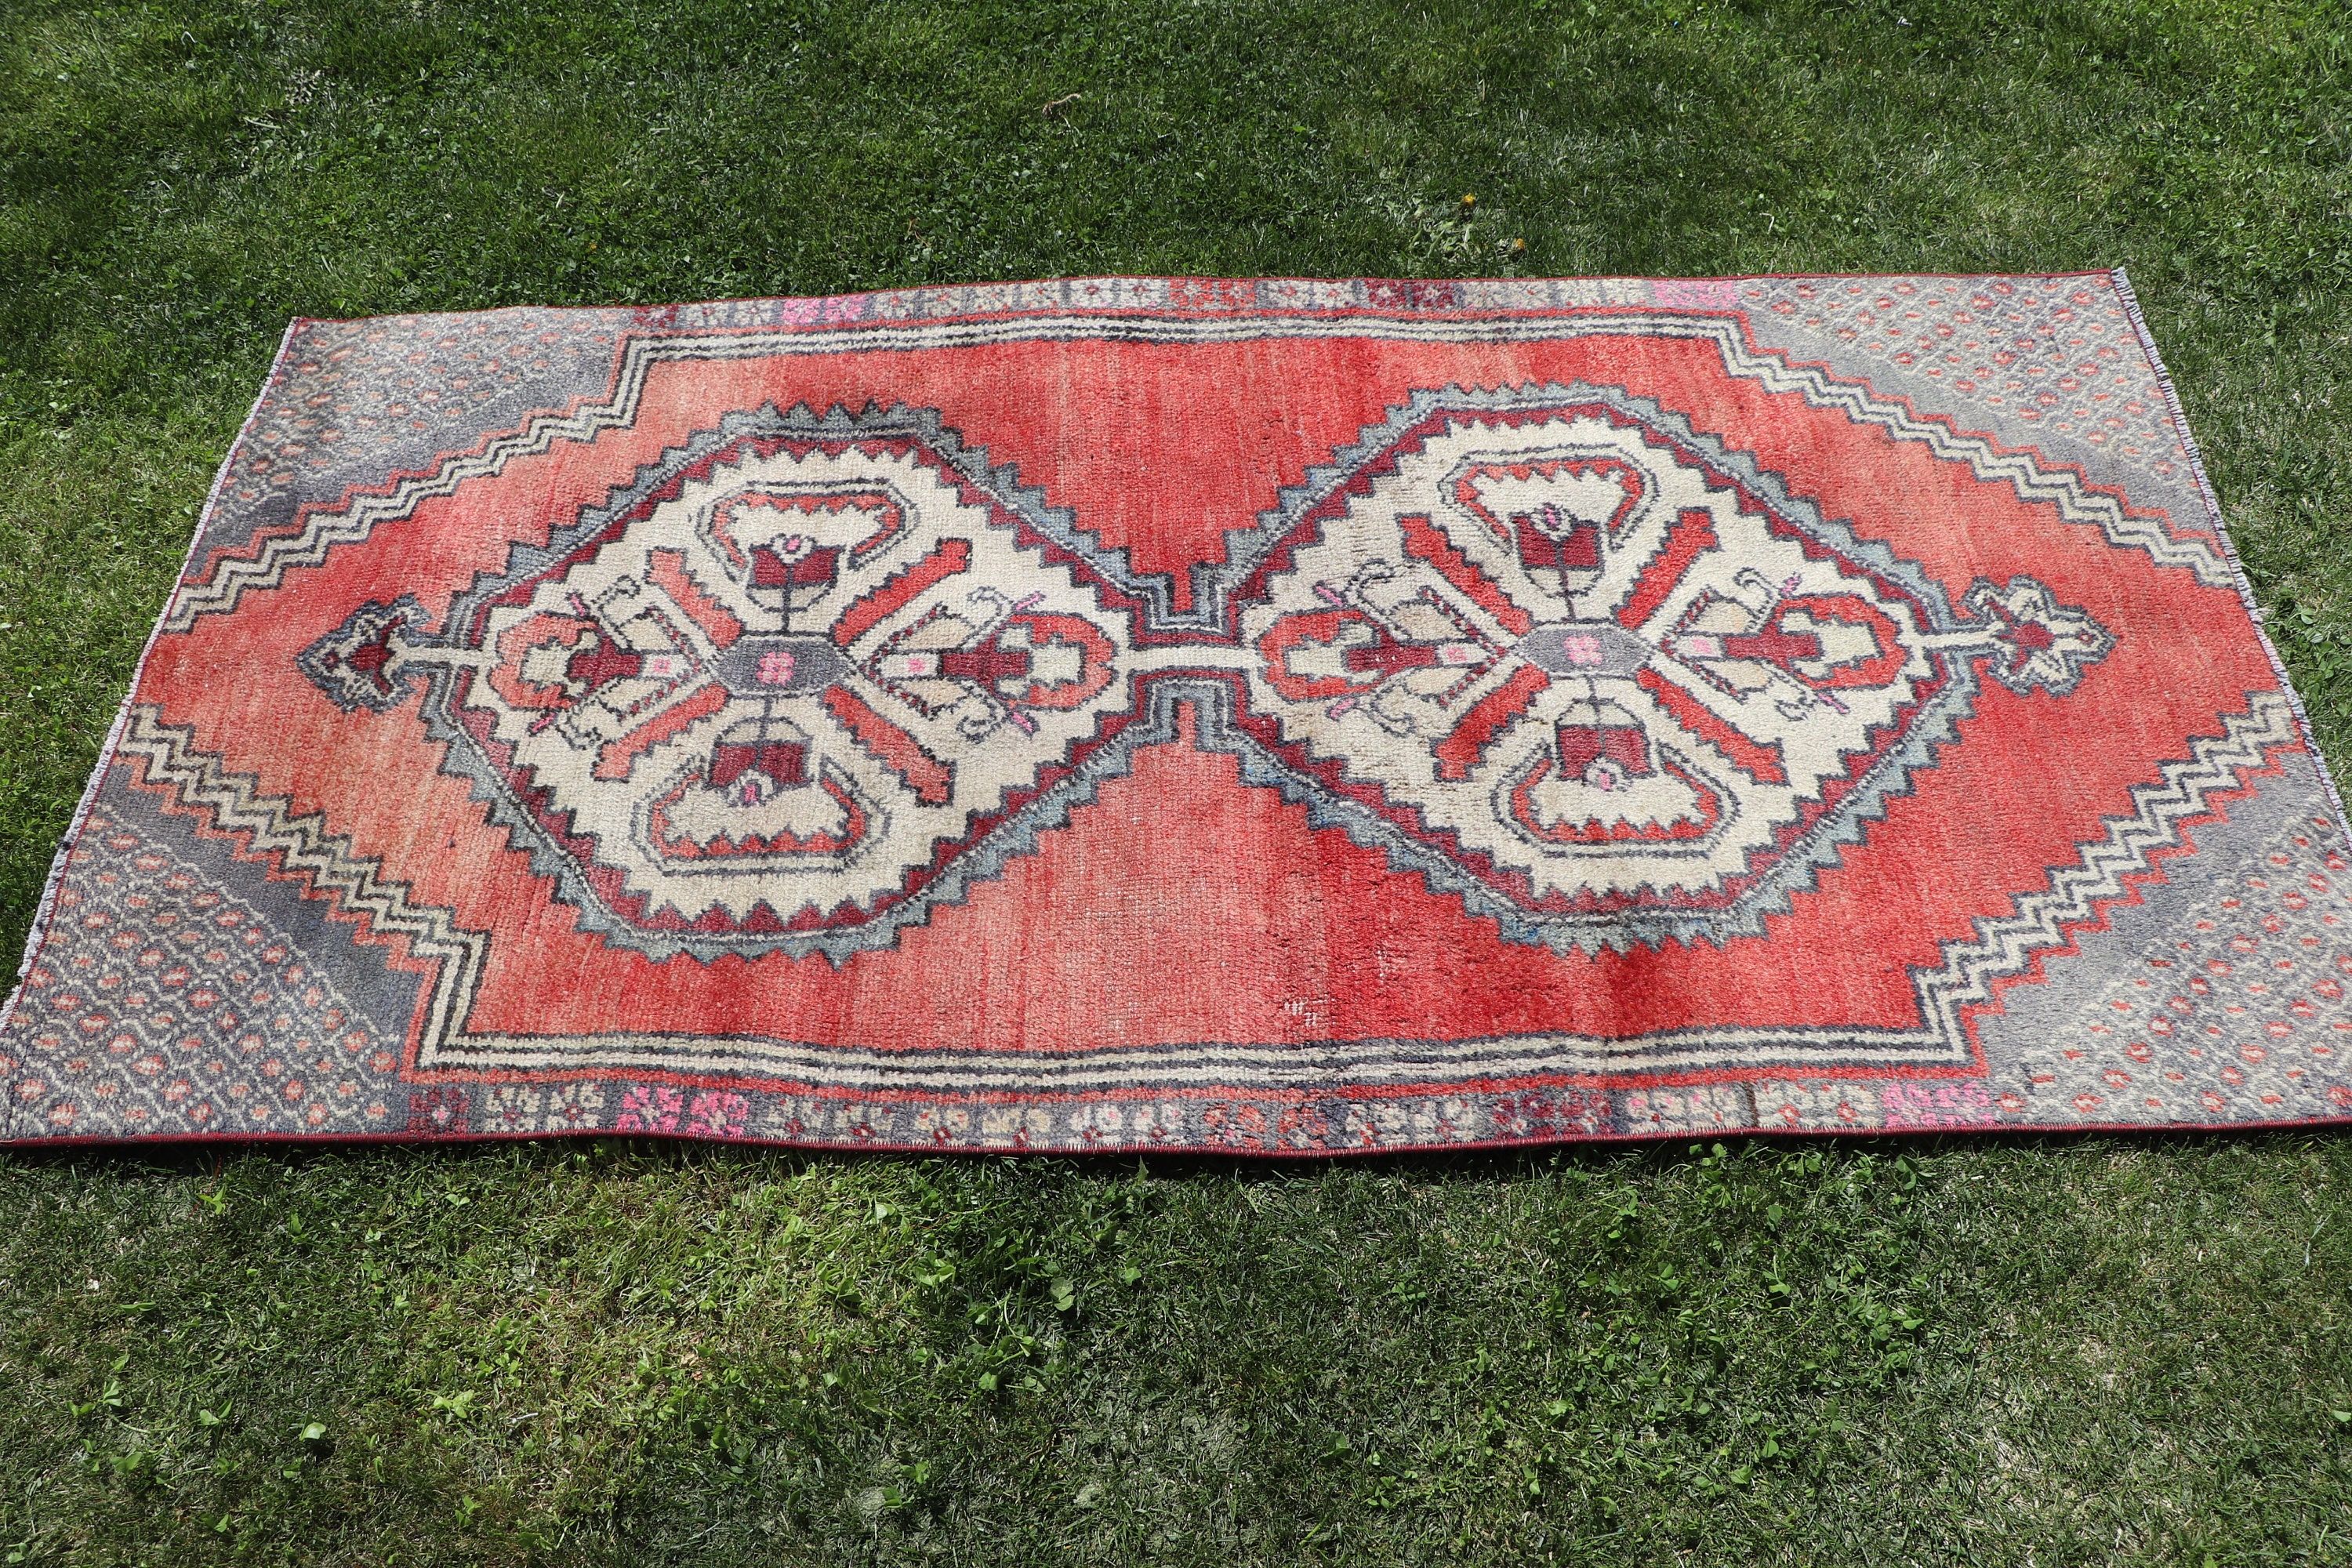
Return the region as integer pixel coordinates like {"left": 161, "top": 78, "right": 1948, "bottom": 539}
{"left": 615, "top": 1084, "right": 682, "bottom": 1133}
{"left": 1880, "top": 1082, "right": 2001, "bottom": 1129}
{"left": 684, "top": 1091, "right": 748, "bottom": 1138}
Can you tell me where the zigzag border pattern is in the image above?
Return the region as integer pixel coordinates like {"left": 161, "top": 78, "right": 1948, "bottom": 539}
{"left": 1909, "top": 690, "right": 2296, "bottom": 1045}
{"left": 115, "top": 706, "right": 487, "bottom": 1064}
{"left": 162, "top": 310, "right": 2229, "bottom": 634}
{"left": 105, "top": 695, "right": 2294, "bottom": 1082}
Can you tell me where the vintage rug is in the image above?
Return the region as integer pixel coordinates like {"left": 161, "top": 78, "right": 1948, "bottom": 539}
{"left": 5, "top": 271, "right": 2350, "bottom": 1152}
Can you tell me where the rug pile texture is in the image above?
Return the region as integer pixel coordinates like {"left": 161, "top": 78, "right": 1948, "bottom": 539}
{"left": 5, "top": 271, "right": 2348, "bottom": 1152}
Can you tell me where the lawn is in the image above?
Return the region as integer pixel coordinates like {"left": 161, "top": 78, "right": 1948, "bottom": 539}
{"left": 3, "top": 0, "right": 2351, "bottom": 1561}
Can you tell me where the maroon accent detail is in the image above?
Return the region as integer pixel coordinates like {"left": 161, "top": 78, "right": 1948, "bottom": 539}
{"left": 1515, "top": 514, "right": 1603, "bottom": 572}
{"left": 710, "top": 740, "right": 810, "bottom": 790}
{"left": 564, "top": 641, "right": 645, "bottom": 691}
{"left": 2002, "top": 619, "right": 2056, "bottom": 653}
{"left": 1557, "top": 721, "right": 1654, "bottom": 780}
{"left": 1776, "top": 595, "right": 1908, "bottom": 691}
{"left": 751, "top": 544, "right": 841, "bottom": 589}
{"left": 1718, "top": 629, "right": 1825, "bottom": 666}
{"left": 939, "top": 640, "right": 1034, "bottom": 684}
{"left": 1259, "top": 609, "right": 1378, "bottom": 703}
{"left": 1000, "top": 613, "right": 1117, "bottom": 710}
{"left": 1342, "top": 633, "right": 1445, "bottom": 677}
{"left": 406, "top": 1087, "right": 469, "bottom": 1135}
{"left": 342, "top": 630, "right": 396, "bottom": 685}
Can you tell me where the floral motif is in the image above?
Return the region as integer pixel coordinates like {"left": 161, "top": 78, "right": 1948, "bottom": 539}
{"left": 615, "top": 1084, "right": 684, "bottom": 1133}
{"left": 484, "top": 1081, "right": 605, "bottom": 1133}
{"left": 684, "top": 1091, "right": 747, "bottom": 1138}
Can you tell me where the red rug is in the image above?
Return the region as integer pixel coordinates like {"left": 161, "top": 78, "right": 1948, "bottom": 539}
{"left": 7, "top": 272, "right": 2350, "bottom": 1150}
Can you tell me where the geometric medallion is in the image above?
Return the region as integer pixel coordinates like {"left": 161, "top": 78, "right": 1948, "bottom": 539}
{"left": 301, "top": 408, "right": 1139, "bottom": 960}
{"left": 1235, "top": 387, "right": 2114, "bottom": 949}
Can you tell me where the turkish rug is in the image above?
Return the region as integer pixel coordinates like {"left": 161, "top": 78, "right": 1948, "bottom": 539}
{"left": 5, "top": 271, "right": 2350, "bottom": 1152}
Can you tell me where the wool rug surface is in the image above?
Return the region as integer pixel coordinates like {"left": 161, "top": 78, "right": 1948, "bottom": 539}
{"left": 6, "top": 271, "right": 2350, "bottom": 1152}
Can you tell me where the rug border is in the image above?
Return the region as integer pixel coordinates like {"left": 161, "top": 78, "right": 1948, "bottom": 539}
{"left": 12, "top": 1103, "right": 2352, "bottom": 1159}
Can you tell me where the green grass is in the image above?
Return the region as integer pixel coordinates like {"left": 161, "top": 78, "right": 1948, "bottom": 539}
{"left": 2, "top": 0, "right": 2350, "bottom": 1560}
